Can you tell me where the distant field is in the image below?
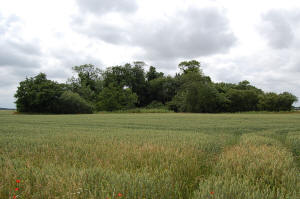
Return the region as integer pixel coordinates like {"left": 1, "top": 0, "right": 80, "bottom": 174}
{"left": 0, "top": 110, "right": 299, "bottom": 199}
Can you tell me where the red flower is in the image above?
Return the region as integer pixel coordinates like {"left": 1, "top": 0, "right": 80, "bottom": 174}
{"left": 15, "top": 188, "right": 19, "bottom": 191}
{"left": 16, "top": 180, "right": 20, "bottom": 183}
{"left": 210, "top": 191, "right": 214, "bottom": 195}
{"left": 118, "top": 193, "right": 123, "bottom": 197}
{"left": 13, "top": 195, "right": 16, "bottom": 199}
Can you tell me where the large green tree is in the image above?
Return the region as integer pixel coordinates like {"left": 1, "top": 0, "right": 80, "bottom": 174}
{"left": 15, "top": 73, "right": 65, "bottom": 113}
{"left": 68, "top": 64, "right": 103, "bottom": 103}
{"left": 178, "top": 60, "right": 203, "bottom": 74}
{"left": 103, "top": 63, "right": 148, "bottom": 106}
{"left": 168, "top": 60, "right": 223, "bottom": 112}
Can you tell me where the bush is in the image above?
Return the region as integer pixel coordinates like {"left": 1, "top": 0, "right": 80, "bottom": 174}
{"left": 58, "top": 91, "right": 93, "bottom": 114}
{"left": 226, "top": 89, "right": 259, "bottom": 112}
{"left": 169, "top": 82, "right": 223, "bottom": 113}
{"left": 145, "top": 101, "right": 167, "bottom": 109}
{"left": 258, "top": 92, "right": 298, "bottom": 111}
{"left": 97, "top": 84, "right": 138, "bottom": 111}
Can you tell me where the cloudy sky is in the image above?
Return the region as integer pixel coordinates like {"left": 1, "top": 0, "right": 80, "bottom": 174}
{"left": 0, "top": 0, "right": 300, "bottom": 108}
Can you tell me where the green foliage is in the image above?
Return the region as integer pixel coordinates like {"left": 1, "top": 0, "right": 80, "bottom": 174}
{"left": 226, "top": 89, "right": 259, "bottom": 112}
{"left": 146, "top": 66, "right": 164, "bottom": 81}
{"left": 103, "top": 63, "right": 148, "bottom": 106}
{"left": 96, "top": 84, "right": 138, "bottom": 111}
{"left": 14, "top": 73, "right": 65, "bottom": 113}
{"left": 68, "top": 64, "right": 103, "bottom": 103}
{"left": 169, "top": 71, "right": 223, "bottom": 113}
{"left": 145, "top": 101, "right": 166, "bottom": 109}
{"left": 58, "top": 91, "right": 93, "bottom": 114}
{"left": 148, "top": 76, "right": 177, "bottom": 104}
{"left": 14, "top": 73, "right": 94, "bottom": 114}
{"left": 178, "top": 60, "right": 202, "bottom": 74}
{"left": 277, "top": 92, "right": 298, "bottom": 111}
{"left": 258, "top": 92, "right": 298, "bottom": 111}
{"left": 184, "top": 83, "right": 220, "bottom": 113}
{"left": 14, "top": 60, "right": 298, "bottom": 114}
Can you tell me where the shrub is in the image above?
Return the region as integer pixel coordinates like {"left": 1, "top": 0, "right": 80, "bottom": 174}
{"left": 58, "top": 91, "right": 93, "bottom": 114}
{"left": 258, "top": 92, "right": 298, "bottom": 111}
{"left": 145, "top": 101, "right": 167, "bottom": 109}
{"left": 97, "top": 84, "right": 138, "bottom": 111}
{"left": 169, "top": 83, "right": 223, "bottom": 113}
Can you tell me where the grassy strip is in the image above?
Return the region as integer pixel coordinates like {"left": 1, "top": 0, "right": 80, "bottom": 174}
{"left": 193, "top": 136, "right": 299, "bottom": 199}
{"left": 97, "top": 108, "right": 174, "bottom": 113}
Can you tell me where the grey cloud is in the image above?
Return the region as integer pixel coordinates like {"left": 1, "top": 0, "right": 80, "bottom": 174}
{"left": 76, "top": 0, "right": 138, "bottom": 15}
{"left": 51, "top": 48, "right": 103, "bottom": 69}
{"left": 0, "top": 86, "right": 16, "bottom": 108}
{"left": 0, "top": 15, "right": 43, "bottom": 108}
{"left": 7, "top": 40, "right": 41, "bottom": 56}
{"left": 0, "top": 68, "right": 19, "bottom": 87}
{"left": 76, "top": 7, "right": 236, "bottom": 66}
{"left": 46, "top": 48, "right": 103, "bottom": 82}
{"left": 80, "top": 23, "right": 129, "bottom": 45}
{"left": 255, "top": 9, "right": 300, "bottom": 104}
{"left": 0, "top": 40, "right": 41, "bottom": 69}
{"left": 0, "top": 15, "right": 41, "bottom": 69}
{"left": 292, "top": 60, "right": 300, "bottom": 72}
{"left": 144, "top": 59, "right": 181, "bottom": 74}
{"left": 260, "top": 9, "right": 300, "bottom": 49}
{"left": 134, "top": 7, "right": 236, "bottom": 60}
{"left": 0, "top": 14, "right": 3, "bottom": 34}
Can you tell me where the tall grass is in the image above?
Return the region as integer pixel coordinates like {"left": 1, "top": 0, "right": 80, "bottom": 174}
{"left": 193, "top": 136, "right": 299, "bottom": 199}
{"left": 0, "top": 111, "right": 299, "bottom": 198}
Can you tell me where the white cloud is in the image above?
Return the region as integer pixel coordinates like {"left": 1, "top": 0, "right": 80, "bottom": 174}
{"left": 75, "top": 0, "right": 138, "bottom": 15}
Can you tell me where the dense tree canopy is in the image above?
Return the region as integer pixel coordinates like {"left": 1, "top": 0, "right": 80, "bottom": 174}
{"left": 68, "top": 64, "right": 103, "bottom": 103}
{"left": 96, "top": 83, "right": 138, "bottom": 111}
{"left": 15, "top": 73, "right": 65, "bottom": 113}
{"left": 58, "top": 91, "right": 93, "bottom": 114}
{"left": 14, "top": 61, "right": 298, "bottom": 113}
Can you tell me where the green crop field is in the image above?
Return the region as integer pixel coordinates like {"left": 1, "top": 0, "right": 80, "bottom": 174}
{"left": 0, "top": 111, "right": 299, "bottom": 199}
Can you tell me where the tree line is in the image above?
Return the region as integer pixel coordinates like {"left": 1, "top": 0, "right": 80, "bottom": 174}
{"left": 15, "top": 60, "right": 298, "bottom": 114}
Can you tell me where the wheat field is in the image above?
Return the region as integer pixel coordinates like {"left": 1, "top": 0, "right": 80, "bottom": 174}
{"left": 0, "top": 111, "right": 299, "bottom": 198}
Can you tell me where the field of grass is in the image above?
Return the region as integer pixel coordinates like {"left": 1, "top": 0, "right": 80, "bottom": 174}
{"left": 0, "top": 110, "right": 299, "bottom": 199}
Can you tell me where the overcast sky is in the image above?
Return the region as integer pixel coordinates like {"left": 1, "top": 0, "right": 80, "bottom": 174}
{"left": 1, "top": 0, "right": 300, "bottom": 108}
